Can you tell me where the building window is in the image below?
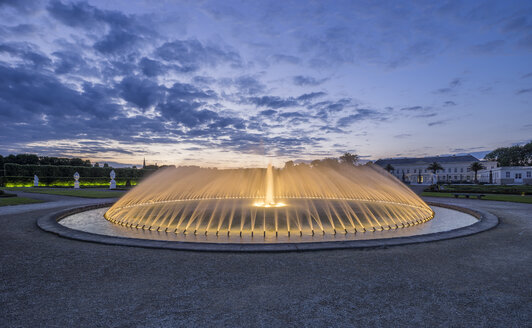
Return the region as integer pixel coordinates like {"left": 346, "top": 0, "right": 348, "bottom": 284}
{"left": 454, "top": 176, "right": 458, "bottom": 180}
{"left": 414, "top": 169, "right": 416, "bottom": 173}
{"left": 460, "top": 168, "right": 463, "bottom": 172}
{"left": 527, "top": 172, "right": 531, "bottom": 178}
{"left": 506, "top": 172, "right": 510, "bottom": 178}
{"left": 424, "top": 169, "right": 427, "bottom": 173}
{"left": 515, "top": 173, "right": 522, "bottom": 179}
{"left": 467, "top": 168, "right": 471, "bottom": 172}
{"left": 454, "top": 168, "right": 457, "bottom": 173}
{"left": 407, "top": 169, "right": 409, "bottom": 173}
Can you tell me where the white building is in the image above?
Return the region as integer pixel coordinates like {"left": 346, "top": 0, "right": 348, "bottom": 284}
{"left": 375, "top": 155, "right": 497, "bottom": 185}
{"left": 478, "top": 166, "right": 532, "bottom": 185}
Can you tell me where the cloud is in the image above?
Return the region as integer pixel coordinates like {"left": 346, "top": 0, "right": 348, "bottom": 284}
{"left": 435, "top": 78, "right": 462, "bottom": 94}
{"left": 337, "top": 109, "right": 386, "bottom": 127}
{"left": 443, "top": 100, "right": 457, "bottom": 106}
{"left": 118, "top": 76, "right": 162, "bottom": 110}
{"left": 293, "top": 75, "right": 328, "bottom": 86}
{"left": 248, "top": 96, "right": 298, "bottom": 109}
{"left": 0, "top": 42, "right": 52, "bottom": 68}
{"left": 297, "top": 92, "right": 326, "bottom": 101}
{"left": 399, "top": 106, "right": 427, "bottom": 111}
{"left": 155, "top": 39, "right": 241, "bottom": 72}
{"left": 516, "top": 88, "right": 532, "bottom": 95}
{"left": 47, "top": 0, "right": 157, "bottom": 54}
{"left": 270, "top": 54, "right": 300, "bottom": 64}
{"left": 522, "top": 72, "right": 532, "bottom": 79}
{"left": 428, "top": 119, "right": 450, "bottom": 126}
{"left": 394, "top": 134, "right": 411, "bottom": 138}
{"left": 52, "top": 50, "right": 87, "bottom": 74}
{"left": 259, "top": 109, "right": 277, "bottom": 116}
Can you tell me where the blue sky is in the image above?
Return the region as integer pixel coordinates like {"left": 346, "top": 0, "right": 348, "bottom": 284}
{"left": 0, "top": 0, "right": 531, "bottom": 167}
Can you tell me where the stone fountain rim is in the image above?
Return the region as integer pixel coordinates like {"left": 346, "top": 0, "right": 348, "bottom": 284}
{"left": 37, "top": 201, "right": 498, "bottom": 252}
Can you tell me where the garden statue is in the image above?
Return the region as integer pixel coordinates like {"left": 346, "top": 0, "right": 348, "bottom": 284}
{"left": 74, "top": 172, "right": 80, "bottom": 189}
{"left": 33, "top": 175, "right": 39, "bottom": 187}
{"left": 109, "top": 170, "right": 116, "bottom": 189}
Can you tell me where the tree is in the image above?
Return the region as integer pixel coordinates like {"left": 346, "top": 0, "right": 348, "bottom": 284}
{"left": 284, "top": 160, "right": 294, "bottom": 169}
{"left": 485, "top": 141, "right": 532, "bottom": 166}
{"left": 384, "top": 164, "right": 394, "bottom": 173}
{"left": 427, "top": 162, "right": 443, "bottom": 174}
{"left": 94, "top": 162, "right": 100, "bottom": 167}
{"left": 322, "top": 158, "right": 339, "bottom": 167}
{"left": 103, "top": 163, "right": 109, "bottom": 168}
{"left": 310, "top": 159, "right": 322, "bottom": 167}
{"left": 339, "top": 152, "right": 358, "bottom": 166}
{"left": 469, "top": 162, "right": 485, "bottom": 183}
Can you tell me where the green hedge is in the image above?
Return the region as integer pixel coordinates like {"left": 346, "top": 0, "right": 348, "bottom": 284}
{"left": 0, "top": 176, "right": 139, "bottom": 187}
{"left": 3, "top": 163, "right": 154, "bottom": 178}
{"left": 439, "top": 184, "right": 532, "bottom": 195}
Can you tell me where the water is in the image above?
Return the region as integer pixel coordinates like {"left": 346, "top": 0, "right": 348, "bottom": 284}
{"left": 60, "top": 206, "right": 477, "bottom": 243}
{"left": 104, "top": 164, "right": 435, "bottom": 237}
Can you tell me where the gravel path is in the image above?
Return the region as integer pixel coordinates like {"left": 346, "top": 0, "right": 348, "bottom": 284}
{"left": 0, "top": 197, "right": 530, "bottom": 327}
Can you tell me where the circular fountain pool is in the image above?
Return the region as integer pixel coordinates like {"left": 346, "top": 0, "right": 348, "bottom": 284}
{"left": 38, "top": 165, "right": 498, "bottom": 251}
{"left": 59, "top": 204, "right": 477, "bottom": 243}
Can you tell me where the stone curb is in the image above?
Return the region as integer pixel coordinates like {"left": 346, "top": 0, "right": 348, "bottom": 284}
{"left": 37, "top": 201, "right": 498, "bottom": 252}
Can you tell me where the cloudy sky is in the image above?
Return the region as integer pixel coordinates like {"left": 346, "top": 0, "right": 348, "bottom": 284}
{"left": 0, "top": 0, "right": 531, "bottom": 167}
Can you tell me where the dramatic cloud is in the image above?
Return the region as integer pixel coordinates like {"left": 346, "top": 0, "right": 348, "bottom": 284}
{"left": 0, "top": 0, "right": 530, "bottom": 165}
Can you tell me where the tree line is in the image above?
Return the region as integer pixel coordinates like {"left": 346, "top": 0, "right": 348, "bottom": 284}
{"left": 484, "top": 141, "right": 532, "bottom": 166}
{"left": 284, "top": 153, "right": 360, "bottom": 168}
{"left": 0, "top": 154, "right": 93, "bottom": 167}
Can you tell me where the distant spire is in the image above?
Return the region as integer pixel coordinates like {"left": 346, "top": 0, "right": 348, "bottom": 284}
{"left": 143, "top": 157, "right": 146, "bottom": 168}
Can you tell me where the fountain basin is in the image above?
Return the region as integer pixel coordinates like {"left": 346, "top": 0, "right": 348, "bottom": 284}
{"left": 36, "top": 201, "right": 497, "bottom": 251}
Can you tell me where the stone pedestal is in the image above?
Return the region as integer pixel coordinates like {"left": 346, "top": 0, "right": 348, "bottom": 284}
{"left": 33, "top": 175, "right": 39, "bottom": 187}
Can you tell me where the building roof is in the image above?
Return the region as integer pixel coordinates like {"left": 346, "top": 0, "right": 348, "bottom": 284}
{"left": 374, "top": 155, "right": 479, "bottom": 166}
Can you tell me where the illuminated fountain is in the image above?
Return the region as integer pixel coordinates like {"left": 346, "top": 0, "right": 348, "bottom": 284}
{"left": 103, "top": 164, "right": 435, "bottom": 239}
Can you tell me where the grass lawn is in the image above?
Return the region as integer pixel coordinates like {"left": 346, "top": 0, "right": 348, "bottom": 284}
{"left": 422, "top": 192, "right": 532, "bottom": 204}
{"left": 3, "top": 188, "right": 126, "bottom": 199}
{"left": 0, "top": 197, "right": 44, "bottom": 207}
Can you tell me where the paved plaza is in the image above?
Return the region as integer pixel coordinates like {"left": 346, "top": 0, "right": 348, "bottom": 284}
{"left": 0, "top": 194, "right": 530, "bottom": 327}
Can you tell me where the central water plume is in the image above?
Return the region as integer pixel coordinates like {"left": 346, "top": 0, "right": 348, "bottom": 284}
{"left": 105, "top": 164, "right": 434, "bottom": 239}
{"left": 254, "top": 164, "right": 285, "bottom": 208}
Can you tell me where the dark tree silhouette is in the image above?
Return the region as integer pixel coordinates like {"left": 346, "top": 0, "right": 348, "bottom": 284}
{"left": 469, "top": 162, "right": 485, "bottom": 183}
{"left": 339, "top": 152, "right": 359, "bottom": 166}
{"left": 427, "top": 162, "right": 443, "bottom": 174}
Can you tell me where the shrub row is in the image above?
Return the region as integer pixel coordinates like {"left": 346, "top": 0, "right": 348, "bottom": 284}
{"left": 0, "top": 176, "right": 139, "bottom": 188}
{"left": 3, "top": 163, "right": 154, "bottom": 178}
{"left": 439, "top": 184, "right": 532, "bottom": 195}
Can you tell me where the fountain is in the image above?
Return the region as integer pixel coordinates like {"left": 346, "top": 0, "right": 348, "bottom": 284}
{"left": 45, "top": 161, "right": 494, "bottom": 251}
{"left": 103, "top": 164, "right": 435, "bottom": 238}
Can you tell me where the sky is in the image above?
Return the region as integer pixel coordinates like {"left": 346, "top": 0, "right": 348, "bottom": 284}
{"left": 0, "top": 0, "right": 531, "bottom": 168}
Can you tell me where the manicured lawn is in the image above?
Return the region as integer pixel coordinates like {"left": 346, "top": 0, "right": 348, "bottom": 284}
{"left": 0, "top": 197, "right": 44, "bottom": 207}
{"left": 3, "top": 188, "right": 126, "bottom": 199}
{"left": 422, "top": 192, "right": 532, "bottom": 204}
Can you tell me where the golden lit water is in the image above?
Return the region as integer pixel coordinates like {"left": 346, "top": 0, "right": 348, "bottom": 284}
{"left": 104, "top": 164, "right": 434, "bottom": 238}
